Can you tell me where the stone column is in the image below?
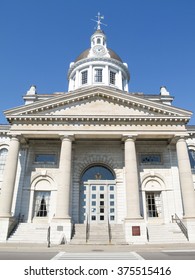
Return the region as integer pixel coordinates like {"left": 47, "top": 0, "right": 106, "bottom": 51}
{"left": 0, "top": 136, "right": 20, "bottom": 218}
{"left": 124, "top": 136, "right": 141, "bottom": 219}
{"left": 55, "top": 135, "right": 73, "bottom": 220}
{"left": 176, "top": 137, "right": 195, "bottom": 218}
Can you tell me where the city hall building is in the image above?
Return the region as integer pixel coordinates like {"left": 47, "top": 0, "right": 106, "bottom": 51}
{"left": 0, "top": 16, "right": 195, "bottom": 244}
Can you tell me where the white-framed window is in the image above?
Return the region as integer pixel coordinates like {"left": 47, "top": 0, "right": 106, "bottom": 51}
{"left": 34, "top": 191, "right": 50, "bottom": 217}
{"left": 146, "top": 192, "right": 162, "bottom": 218}
{"left": 0, "top": 148, "right": 8, "bottom": 175}
{"left": 94, "top": 68, "right": 103, "bottom": 83}
{"left": 81, "top": 70, "right": 88, "bottom": 85}
{"left": 110, "top": 71, "right": 116, "bottom": 85}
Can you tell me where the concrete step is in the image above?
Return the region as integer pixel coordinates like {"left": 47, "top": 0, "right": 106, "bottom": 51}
{"left": 7, "top": 223, "right": 49, "bottom": 243}
{"left": 147, "top": 223, "right": 188, "bottom": 243}
{"left": 70, "top": 223, "right": 127, "bottom": 245}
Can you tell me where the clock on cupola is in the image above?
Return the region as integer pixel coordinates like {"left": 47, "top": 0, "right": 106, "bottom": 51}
{"left": 68, "top": 13, "right": 130, "bottom": 92}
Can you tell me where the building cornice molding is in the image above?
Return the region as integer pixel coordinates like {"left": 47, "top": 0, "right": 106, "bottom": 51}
{"left": 7, "top": 114, "right": 190, "bottom": 125}
{"left": 4, "top": 87, "right": 192, "bottom": 121}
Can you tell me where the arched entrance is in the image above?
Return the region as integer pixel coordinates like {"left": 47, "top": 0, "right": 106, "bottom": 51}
{"left": 79, "top": 165, "right": 116, "bottom": 224}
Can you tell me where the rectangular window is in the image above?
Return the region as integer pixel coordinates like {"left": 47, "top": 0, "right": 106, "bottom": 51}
{"left": 94, "top": 69, "right": 102, "bottom": 82}
{"left": 140, "top": 154, "right": 161, "bottom": 164}
{"left": 110, "top": 71, "right": 116, "bottom": 85}
{"left": 81, "top": 70, "right": 88, "bottom": 85}
{"left": 34, "top": 154, "right": 56, "bottom": 164}
{"left": 146, "top": 192, "right": 161, "bottom": 218}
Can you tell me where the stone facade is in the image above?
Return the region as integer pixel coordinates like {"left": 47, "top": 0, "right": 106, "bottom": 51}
{"left": 0, "top": 21, "right": 195, "bottom": 244}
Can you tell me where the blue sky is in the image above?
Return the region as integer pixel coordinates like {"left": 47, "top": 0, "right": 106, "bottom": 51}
{"left": 0, "top": 0, "right": 195, "bottom": 124}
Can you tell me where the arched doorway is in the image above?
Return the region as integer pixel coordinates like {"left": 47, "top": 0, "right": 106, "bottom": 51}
{"left": 79, "top": 165, "right": 116, "bottom": 224}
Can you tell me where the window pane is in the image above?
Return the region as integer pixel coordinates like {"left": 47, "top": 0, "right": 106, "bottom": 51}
{"left": 110, "top": 71, "right": 116, "bottom": 85}
{"left": 110, "top": 186, "right": 114, "bottom": 191}
{"left": 140, "top": 154, "right": 161, "bottom": 164}
{"left": 189, "top": 149, "right": 195, "bottom": 169}
{"left": 81, "top": 70, "right": 88, "bottom": 85}
{"left": 35, "top": 154, "right": 56, "bottom": 164}
{"left": 0, "top": 148, "right": 8, "bottom": 174}
{"left": 94, "top": 69, "right": 102, "bottom": 82}
{"left": 82, "top": 165, "right": 115, "bottom": 181}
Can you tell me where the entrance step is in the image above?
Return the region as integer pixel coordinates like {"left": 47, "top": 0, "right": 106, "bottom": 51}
{"left": 7, "top": 223, "right": 49, "bottom": 244}
{"left": 70, "top": 223, "right": 127, "bottom": 245}
{"left": 70, "top": 224, "right": 87, "bottom": 244}
{"left": 87, "top": 224, "right": 109, "bottom": 244}
{"left": 147, "top": 223, "right": 189, "bottom": 243}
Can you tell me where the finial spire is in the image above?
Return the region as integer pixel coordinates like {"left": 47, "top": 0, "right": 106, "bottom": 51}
{"left": 91, "top": 12, "right": 107, "bottom": 30}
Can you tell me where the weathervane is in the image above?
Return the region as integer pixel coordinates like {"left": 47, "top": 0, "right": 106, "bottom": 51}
{"left": 91, "top": 12, "right": 107, "bottom": 30}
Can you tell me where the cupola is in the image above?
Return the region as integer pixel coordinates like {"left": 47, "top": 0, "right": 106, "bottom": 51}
{"left": 68, "top": 13, "right": 130, "bottom": 92}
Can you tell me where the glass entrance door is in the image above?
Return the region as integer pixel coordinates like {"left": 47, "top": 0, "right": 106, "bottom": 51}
{"left": 79, "top": 180, "right": 116, "bottom": 224}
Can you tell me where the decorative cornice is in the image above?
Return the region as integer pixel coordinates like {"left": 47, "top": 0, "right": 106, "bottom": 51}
{"left": 5, "top": 89, "right": 191, "bottom": 118}
{"left": 6, "top": 115, "right": 190, "bottom": 125}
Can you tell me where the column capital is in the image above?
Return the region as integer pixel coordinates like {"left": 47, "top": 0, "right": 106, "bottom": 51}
{"left": 122, "top": 134, "right": 137, "bottom": 142}
{"left": 59, "top": 135, "right": 75, "bottom": 142}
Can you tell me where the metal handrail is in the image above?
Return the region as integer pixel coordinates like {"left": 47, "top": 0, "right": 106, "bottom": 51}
{"left": 172, "top": 213, "right": 189, "bottom": 240}
{"left": 86, "top": 214, "right": 90, "bottom": 243}
{"left": 146, "top": 226, "right": 149, "bottom": 242}
{"left": 47, "top": 226, "right": 51, "bottom": 247}
{"left": 108, "top": 217, "right": 112, "bottom": 244}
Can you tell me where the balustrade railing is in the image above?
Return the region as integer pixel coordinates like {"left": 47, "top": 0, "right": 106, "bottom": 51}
{"left": 86, "top": 214, "right": 90, "bottom": 243}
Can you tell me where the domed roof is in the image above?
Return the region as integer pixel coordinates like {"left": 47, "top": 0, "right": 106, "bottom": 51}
{"left": 74, "top": 48, "right": 123, "bottom": 63}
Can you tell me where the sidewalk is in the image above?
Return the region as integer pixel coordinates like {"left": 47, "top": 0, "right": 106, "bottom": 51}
{"left": 1, "top": 242, "right": 195, "bottom": 253}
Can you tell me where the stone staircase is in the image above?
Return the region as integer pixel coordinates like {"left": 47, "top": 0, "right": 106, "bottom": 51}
{"left": 70, "top": 223, "right": 126, "bottom": 245}
{"left": 147, "top": 223, "right": 189, "bottom": 243}
{"left": 7, "top": 223, "right": 49, "bottom": 244}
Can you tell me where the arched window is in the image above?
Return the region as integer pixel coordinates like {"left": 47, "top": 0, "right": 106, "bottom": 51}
{"left": 189, "top": 149, "right": 195, "bottom": 169}
{"left": 0, "top": 148, "right": 8, "bottom": 175}
{"left": 81, "top": 165, "right": 115, "bottom": 182}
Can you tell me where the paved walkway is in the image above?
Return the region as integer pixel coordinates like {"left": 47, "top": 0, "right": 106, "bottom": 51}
{"left": 1, "top": 242, "right": 195, "bottom": 253}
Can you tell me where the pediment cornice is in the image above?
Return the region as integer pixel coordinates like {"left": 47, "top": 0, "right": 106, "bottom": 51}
{"left": 4, "top": 86, "right": 192, "bottom": 124}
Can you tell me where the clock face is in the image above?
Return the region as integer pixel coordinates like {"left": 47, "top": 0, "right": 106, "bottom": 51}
{"left": 92, "top": 45, "right": 106, "bottom": 56}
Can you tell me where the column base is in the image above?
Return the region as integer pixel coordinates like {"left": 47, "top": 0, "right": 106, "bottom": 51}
{"left": 50, "top": 218, "right": 72, "bottom": 245}
{"left": 0, "top": 217, "right": 16, "bottom": 242}
{"left": 183, "top": 217, "right": 195, "bottom": 242}
{"left": 124, "top": 217, "right": 147, "bottom": 244}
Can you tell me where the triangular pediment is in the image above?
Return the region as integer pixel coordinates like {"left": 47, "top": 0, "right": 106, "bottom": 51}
{"left": 4, "top": 87, "right": 192, "bottom": 123}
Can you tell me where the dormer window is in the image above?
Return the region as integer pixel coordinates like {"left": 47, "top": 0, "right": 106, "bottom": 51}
{"left": 81, "top": 70, "right": 88, "bottom": 85}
